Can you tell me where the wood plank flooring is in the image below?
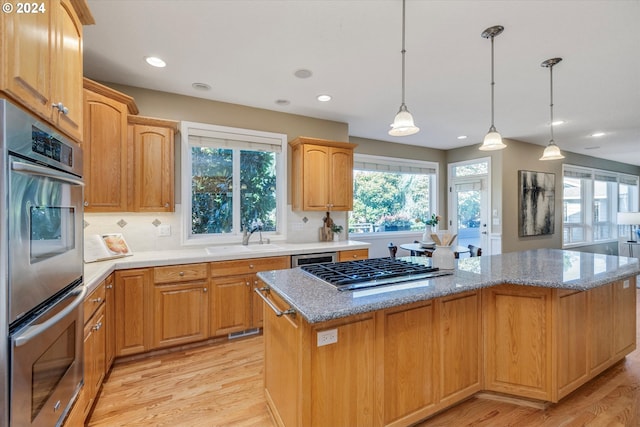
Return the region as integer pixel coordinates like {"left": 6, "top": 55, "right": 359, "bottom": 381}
{"left": 89, "top": 290, "right": 640, "bottom": 427}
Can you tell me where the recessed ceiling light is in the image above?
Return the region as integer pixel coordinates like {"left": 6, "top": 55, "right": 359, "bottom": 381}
{"left": 192, "top": 82, "right": 211, "bottom": 91}
{"left": 294, "top": 69, "right": 312, "bottom": 79}
{"left": 145, "top": 56, "right": 166, "bottom": 68}
{"left": 591, "top": 132, "right": 605, "bottom": 137}
{"left": 317, "top": 94, "right": 332, "bottom": 102}
{"left": 275, "top": 99, "right": 290, "bottom": 106}
{"left": 457, "top": 135, "right": 468, "bottom": 140}
{"left": 551, "top": 120, "right": 565, "bottom": 126}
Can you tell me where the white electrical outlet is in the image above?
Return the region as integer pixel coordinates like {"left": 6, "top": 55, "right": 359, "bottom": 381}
{"left": 623, "top": 279, "right": 630, "bottom": 289}
{"left": 157, "top": 225, "right": 171, "bottom": 237}
{"left": 317, "top": 329, "right": 338, "bottom": 347}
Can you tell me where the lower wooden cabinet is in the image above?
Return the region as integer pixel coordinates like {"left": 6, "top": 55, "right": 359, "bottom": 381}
{"left": 152, "top": 263, "right": 209, "bottom": 348}
{"left": 210, "top": 256, "right": 289, "bottom": 336}
{"left": 338, "top": 249, "right": 368, "bottom": 262}
{"left": 83, "top": 303, "right": 106, "bottom": 416}
{"left": 115, "top": 268, "right": 153, "bottom": 356}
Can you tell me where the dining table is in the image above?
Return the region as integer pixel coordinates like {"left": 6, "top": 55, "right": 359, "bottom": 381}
{"left": 399, "top": 242, "right": 471, "bottom": 258}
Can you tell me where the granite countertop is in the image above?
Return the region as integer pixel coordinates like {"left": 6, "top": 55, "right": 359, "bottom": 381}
{"left": 257, "top": 249, "right": 640, "bottom": 324}
{"left": 83, "top": 240, "right": 370, "bottom": 292}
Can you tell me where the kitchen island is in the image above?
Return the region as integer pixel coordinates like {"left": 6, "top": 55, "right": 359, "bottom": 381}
{"left": 256, "top": 249, "right": 639, "bottom": 427}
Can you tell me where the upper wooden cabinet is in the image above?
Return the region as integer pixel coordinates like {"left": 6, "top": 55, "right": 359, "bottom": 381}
{"left": 128, "top": 116, "right": 176, "bottom": 212}
{"left": 290, "top": 137, "right": 357, "bottom": 211}
{"left": 83, "top": 80, "right": 131, "bottom": 211}
{"left": 1, "top": 0, "right": 93, "bottom": 142}
{"left": 83, "top": 79, "right": 177, "bottom": 212}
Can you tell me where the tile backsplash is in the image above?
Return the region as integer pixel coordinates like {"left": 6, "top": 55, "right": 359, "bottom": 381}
{"left": 84, "top": 205, "right": 348, "bottom": 252}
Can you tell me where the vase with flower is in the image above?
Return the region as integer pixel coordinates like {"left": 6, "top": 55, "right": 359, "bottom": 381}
{"left": 420, "top": 214, "right": 441, "bottom": 243}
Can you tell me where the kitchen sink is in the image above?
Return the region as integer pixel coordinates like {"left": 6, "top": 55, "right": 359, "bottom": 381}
{"left": 205, "top": 243, "right": 283, "bottom": 255}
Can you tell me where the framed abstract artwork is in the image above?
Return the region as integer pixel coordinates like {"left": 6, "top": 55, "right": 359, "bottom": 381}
{"left": 519, "top": 170, "right": 555, "bottom": 236}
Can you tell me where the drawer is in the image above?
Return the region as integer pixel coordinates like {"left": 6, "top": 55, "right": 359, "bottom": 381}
{"left": 154, "top": 263, "right": 208, "bottom": 284}
{"left": 338, "top": 249, "right": 369, "bottom": 262}
{"left": 84, "top": 280, "right": 105, "bottom": 324}
{"left": 211, "top": 256, "right": 290, "bottom": 277}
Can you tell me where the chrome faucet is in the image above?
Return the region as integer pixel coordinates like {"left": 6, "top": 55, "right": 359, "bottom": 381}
{"left": 242, "top": 220, "right": 264, "bottom": 245}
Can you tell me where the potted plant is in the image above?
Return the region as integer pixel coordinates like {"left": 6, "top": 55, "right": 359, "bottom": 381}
{"left": 330, "top": 224, "right": 343, "bottom": 241}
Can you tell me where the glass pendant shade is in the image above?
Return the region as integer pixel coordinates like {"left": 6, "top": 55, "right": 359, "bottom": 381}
{"left": 539, "top": 141, "right": 564, "bottom": 160}
{"left": 479, "top": 127, "right": 506, "bottom": 150}
{"left": 389, "top": 104, "right": 419, "bottom": 136}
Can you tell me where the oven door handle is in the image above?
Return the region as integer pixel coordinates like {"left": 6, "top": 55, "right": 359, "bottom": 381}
{"left": 14, "top": 286, "right": 87, "bottom": 347}
{"left": 11, "top": 160, "right": 85, "bottom": 186}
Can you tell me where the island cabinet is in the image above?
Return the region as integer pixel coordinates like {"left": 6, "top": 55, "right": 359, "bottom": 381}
{"left": 104, "top": 273, "right": 116, "bottom": 372}
{"left": 483, "top": 277, "right": 637, "bottom": 403}
{"left": 210, "top": 256, "right": 289, "bottom": 336}
{"left": 152, "top": 263, "right": 209, "bottom": 348}
{"left": 1, "top": 0, "right": 91, "bottom": 142}
{"left": 289, "top": 137, "right": 356, "bottom": 211}
{"left": 263, "top": 289, "right": 482, "bottom": 427}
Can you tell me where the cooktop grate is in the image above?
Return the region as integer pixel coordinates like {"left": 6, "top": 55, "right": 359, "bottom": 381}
{"left": 300, "top": 257, "right": 452, "bottom": 291}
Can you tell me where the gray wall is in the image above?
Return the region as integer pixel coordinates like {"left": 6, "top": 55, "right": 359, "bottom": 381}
{"left": 101, "top": 82, "right": 640, "bottom": 255}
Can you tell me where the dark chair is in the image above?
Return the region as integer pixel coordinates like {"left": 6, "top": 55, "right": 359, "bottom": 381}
{"left": 468, "top": 245, "right": 482, "bottom": 257}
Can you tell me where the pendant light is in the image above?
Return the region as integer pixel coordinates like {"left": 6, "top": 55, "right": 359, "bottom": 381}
{"left": 479, "top": 25, "right": 506, "bottom": 151}
{"left": 389, "top": 0, "right": 419, "bottom": 136}
{"left": 539, "top": 58, "right": 565, "bottom": 160}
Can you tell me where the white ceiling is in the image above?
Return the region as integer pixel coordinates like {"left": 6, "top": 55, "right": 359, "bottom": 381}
{"left": 83, "top": 0, "right": 640, "bottom": 166}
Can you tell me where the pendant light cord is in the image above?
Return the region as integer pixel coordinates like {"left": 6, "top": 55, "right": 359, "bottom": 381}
{"left": 489, "top": 35, "right": 496, "bottom": 130}
{"left": 549, "top": 64, "right": 555, "bottom": 143}
{"left": 400, "top": 0, "right": 407, "bottom": 107}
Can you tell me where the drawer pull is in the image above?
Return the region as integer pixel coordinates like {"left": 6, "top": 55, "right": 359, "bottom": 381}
{"left": 91, "top": 297, "right": 102, "bottom": 303}
{"left": 179, "top": 271, "right": 185, "bottom": 276}
{"left": 249, "top": 264, "right": 254, "bottom": 269}
{"left": 106, "top": 284, "right": 113, "bottom": 289}
{"left": 254, "top": 287, "right": 296, "bottom": 318}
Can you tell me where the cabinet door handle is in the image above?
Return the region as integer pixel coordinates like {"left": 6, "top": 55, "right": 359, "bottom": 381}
{"left": 249, "top": 264, "right": 254, "bottom": 269}
{"left": 164, "top": 203, "right": 170, "bottom": 208}
{"left": 106, "top": 284, "right": 113, "bottom": 289}
{"left": 203, "top": 288, "right": 208, "bottom": 293}
{"left": 245, "top": 281, "right": 250, "bottom": 286}
{"left": 84, "top": 201, "right": 89, "bottom": 206}
{"left": 92, "top": 297, "right": 102, "bottom": 303}
{"left": 52, "top": 102, "right": 69, "bottom": 115}
{"left": 254, "top": 287, "right": 296, "bottom": 317}
{"left": 179, "top": 272, "right": 185, "bottom": 276}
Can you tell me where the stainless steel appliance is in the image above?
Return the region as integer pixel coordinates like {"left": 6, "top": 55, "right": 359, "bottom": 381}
{"left": 1, "top": 99, "right": 85, "bottom": 427}
{"left": 300, "top": 257, "right": 452, "bottom": 291}
{"left": 290, "top": 252, "right": 337, "bottom": 268}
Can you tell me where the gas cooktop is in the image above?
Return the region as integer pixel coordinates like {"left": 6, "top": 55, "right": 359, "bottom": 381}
{"left": 300, "top": 257, "right": 453, "bottom": 291}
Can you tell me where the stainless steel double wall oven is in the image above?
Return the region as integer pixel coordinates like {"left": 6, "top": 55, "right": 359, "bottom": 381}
{"left": 1, "top": 99, "right": 85, "bottom": 427}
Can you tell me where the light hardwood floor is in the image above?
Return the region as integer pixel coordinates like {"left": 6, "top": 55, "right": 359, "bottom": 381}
{"left": 89, "top": 290, "right": 640, "bottom": 427}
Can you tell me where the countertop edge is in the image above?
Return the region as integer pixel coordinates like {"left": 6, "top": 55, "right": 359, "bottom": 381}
{"left": 83, "top": 240, "right": 370, "bottom": 292}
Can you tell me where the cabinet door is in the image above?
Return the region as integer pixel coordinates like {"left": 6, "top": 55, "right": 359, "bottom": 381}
{"left": 382, "top": 302, "right": 435, "bottom": 425}
{"left": 556, "top": 289, "right": 589, "bottom": 399}
{"left": 328, "top": 147, "right": 353, "bottom": 210}
{"left": 131, "top": 124, "right": 174, "bottom": 212}
{"left": 82, "top": 303, "right": 105, "bottom": 418}
{"left": 1, "top": 0, "right": 53, "bottom": 119}
{"left": 104, "top": 274, "right": 116, "bottom": 371}
{"left": 83, "top": 88, "right": 128, "bottom": 211}
{"left": 588, "top": 283, "right": 614, "bottom": 375}
{"left": 52, "top": 0, "right": 82, "bottom": 140}
{"left": 115, "top": 269, "right": 152, "bottom": 356}
{"left": 613, "top": 278, "right": 636, "bottom": 358}
{"left": 211, "top": 275, "right": 251, "bottom": 336}
{"left": 302, "top": 144, "right": 330, "bottom": 209}
{"left": 438, "top": 291, "right": 482, "bottom": 405}
{"left": 153, "top": 281, "right": 209, "bottom": 348}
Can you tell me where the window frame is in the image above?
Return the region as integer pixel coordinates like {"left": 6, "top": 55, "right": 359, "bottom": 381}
{"left": 180, "top": 121, "right": 287, "bottom": 246}
{"left": 562, "top": 164, "right": 639, "bottom": 248}
{"left": 350, "top": 154, "right": 438, "bottom": 237}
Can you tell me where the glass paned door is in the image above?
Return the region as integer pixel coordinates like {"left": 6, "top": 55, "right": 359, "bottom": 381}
{"left": 451, "top": 178, "right": 489, "bottom": 254}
